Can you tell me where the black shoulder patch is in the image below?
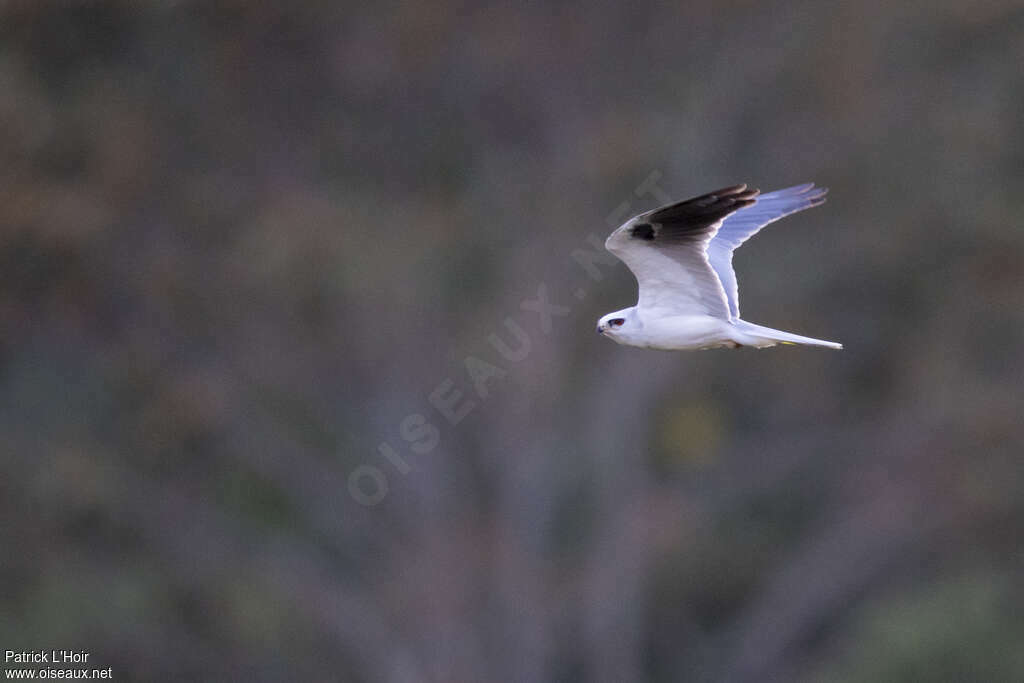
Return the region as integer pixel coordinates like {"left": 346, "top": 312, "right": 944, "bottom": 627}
{"left": 631, "top": 223, "right": 655, "bottom": 240}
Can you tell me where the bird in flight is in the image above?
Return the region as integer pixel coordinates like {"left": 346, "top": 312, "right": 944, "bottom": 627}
{"left": 597, "top": 183, "right": 841, "bottom": 350}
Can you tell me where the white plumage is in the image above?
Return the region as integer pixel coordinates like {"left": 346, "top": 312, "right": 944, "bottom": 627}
{"left": 597, "top": 183, "right": 841, "bottom": 351}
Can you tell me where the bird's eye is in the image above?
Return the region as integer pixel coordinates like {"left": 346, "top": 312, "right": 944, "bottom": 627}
{"left": 609, "top": 318, "right": 625, "bottom": 328}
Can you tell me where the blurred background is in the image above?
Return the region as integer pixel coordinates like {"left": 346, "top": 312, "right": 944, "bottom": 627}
{"left": 2, "top": 1, "right": 1023, "bottom": 681}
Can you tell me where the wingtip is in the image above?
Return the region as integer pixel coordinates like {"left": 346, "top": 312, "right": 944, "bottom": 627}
{"left": 798, "top": 184, "right": 829, "bottom": 205}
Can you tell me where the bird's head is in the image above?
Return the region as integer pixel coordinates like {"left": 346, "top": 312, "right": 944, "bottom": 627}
{"left": 596, "top": 308, "right": 635, "bottom": 340}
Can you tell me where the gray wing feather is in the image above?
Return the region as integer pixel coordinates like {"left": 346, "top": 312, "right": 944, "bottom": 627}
{"left": 707, "top": 183, "right": 828, "bottom": 319}
{"left": 605, "top": 185, "right": 758, "bottom": 320}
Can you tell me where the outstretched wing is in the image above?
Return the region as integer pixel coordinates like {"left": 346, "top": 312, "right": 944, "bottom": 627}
{"left": 605, "top": 185, "right": 759, "bottom": 320}
{"left": 707, "top": 183, "right": 828, "bottom": 319}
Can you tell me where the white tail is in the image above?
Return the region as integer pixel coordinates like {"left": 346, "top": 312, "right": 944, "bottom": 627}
{"left": 735, "top": 320, "right": 843, "bottom": 349}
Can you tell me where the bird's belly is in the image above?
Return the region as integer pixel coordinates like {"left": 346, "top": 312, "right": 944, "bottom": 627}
{"left": 633, "top": 315, "right": 734, "bottom": 350}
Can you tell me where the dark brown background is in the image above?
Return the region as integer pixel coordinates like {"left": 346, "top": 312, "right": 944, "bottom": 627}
{"left": 2, "top": 2, "right": 1023, "bottom": 681}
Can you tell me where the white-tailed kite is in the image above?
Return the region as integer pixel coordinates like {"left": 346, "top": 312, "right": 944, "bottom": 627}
{"left": 597, "top": 183, "right": 842, "bottom": 350}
